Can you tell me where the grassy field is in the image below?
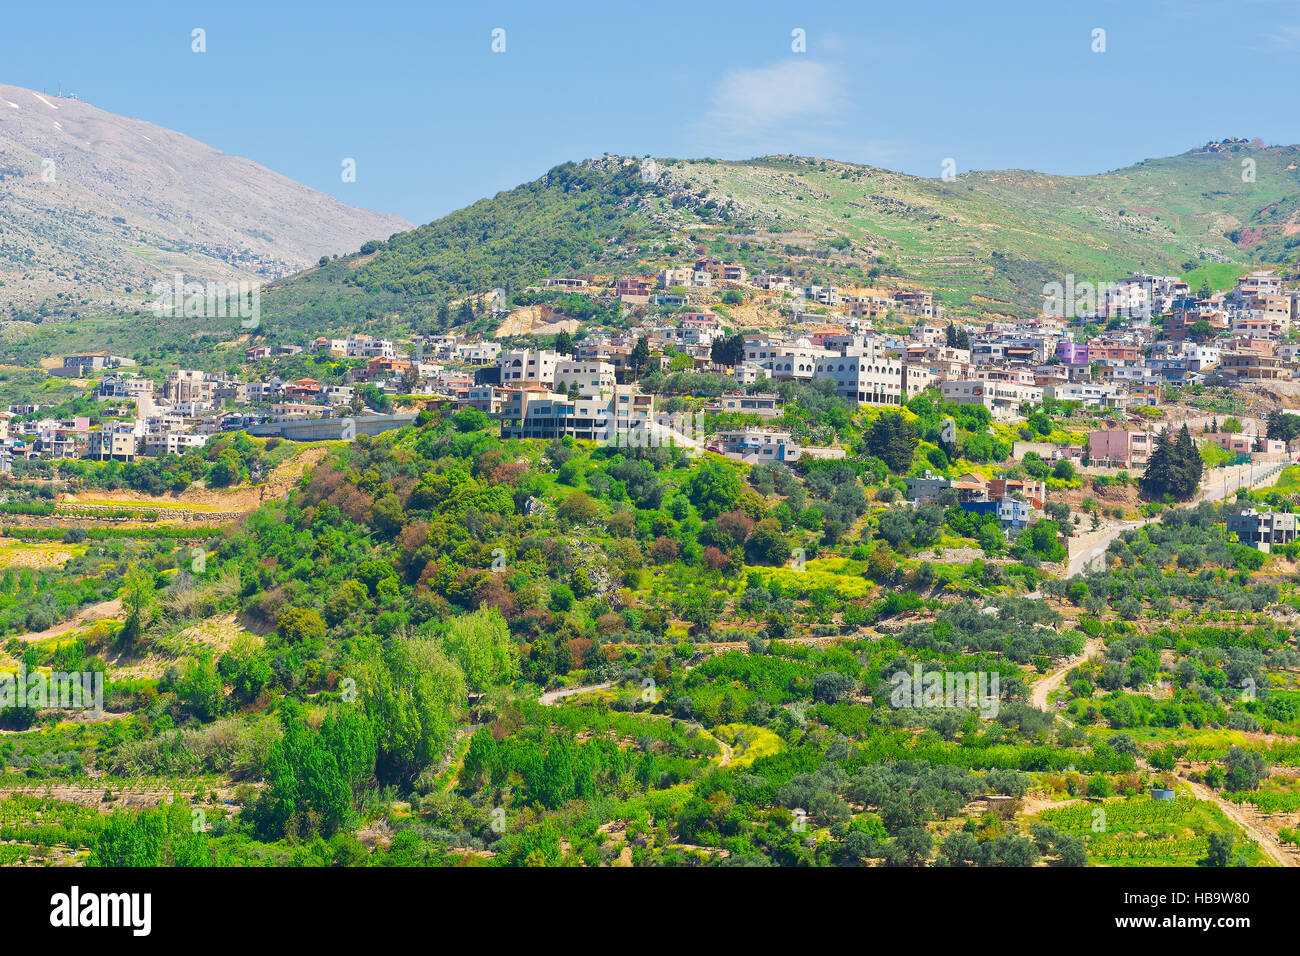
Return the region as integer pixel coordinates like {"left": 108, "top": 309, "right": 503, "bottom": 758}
{"left": 667, "top": 146, "right": 1299, "bottom": 316}
{"left": 710, "top": 723, "right": 785, "bottom": 768}
{"left": 1272, "top": 466, "right": 1300, "bottom": 495}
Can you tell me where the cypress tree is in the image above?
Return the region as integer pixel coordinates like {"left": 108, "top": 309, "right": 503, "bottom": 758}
{"left": 1173, "top": 424, "right": 1203, "bottom": 498}
{"left": 1140, "top": 427, "right": 1174, "bottom": 499}
{"left": 1141, "top": 425, "right": 1203, "bottom": 501}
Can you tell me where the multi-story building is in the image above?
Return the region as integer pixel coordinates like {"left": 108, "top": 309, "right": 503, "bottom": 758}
{"left": 695, "top": 259, "right": 746, "bottom": 283}
{"left": 745, "top": 342, "right": 835, "bottom": 381}
{"left": 88, "top": 424, "right": 140, "bottom": 462}
{"left": 245, "top": 379, "right": 286, "bottom": 403}
{"left": 1043, "top": 382, "right": 1125, "bottom": 409}
{"left": 1126, "top": 383, "right": 1163, "bottom": 408}
{"left": 498, "top": 349, "right": 562, "bottom": 386}
{"left": 712, "top": 428, "right": 801, "bottom": 464}
{"left": 905, "top": 473, "right": 954, "bottom": 505}
{"left": 97, "top": 375, "right": 154, "bottom": 402}
{"left": 651, "top": 325, "right": 714, "bottom": 348}
{"left": 987, "top": 478, "right": 1046, "bottom": 509}
{"left": 959, "top": 495, "right": 1035, "bottom": 531}
{"left": 841, "top": 294, "right": 894, "bottom": 320}
{"left": 1086, "top": 341, "right": 1141, "bottom": 363}
{"left": 734, "top": 362, "right": 771, "bottom": 385}
{"left": 659, "top": 267, "right": 711, "bottom": 289}
{"left": 457, "top": 342, "right": 502, "bottom": 364}
{"left": 500, "top": 385, "right": 654, "bottom": 443}
{"left": 977, "top": 367, "right": 1038, "bottom": 386}
{"left": 1088, "top": 430, "right": 1156, "bottom": 468}
{"left": 1227, "top": 509, "right": 1298, "bottom": 550}
{"left": 1234, "top": 272, "right": 1284, "bottom": 300}
{"left": 1218, "top": 350, "right": 1292, "bottom": 381}
{"left": 1055, "top": 342, "right": 1089, "bottom": 365}
{"left": 345, "top": 335, "right": 396, "bottom": 359}
{"left": 797, "top": 285, "right": 842, "bottom": 306}
{"left": 460, "top": 385, "right": 506, "bottom": 414}
{"left": 162, "top": 370, "right": 216, "bottom": 405}
{"left": 615, "top": 277, "right": 653, "bottom": 301}
{"left": 283, "top": 378, "right": 322, "bottom": 402}
{"left": 1207, "top": 432, "right": 1286, "bottom": 457}
{"left": 146, "top": 431, "right": 209, "bottom": 457}
{"left": 705, "top": 393, "right": 782, "bottom": 418}
{"left": 893, "top": 290, "right": 936, "bottom": 318}
{"left": 320, "top": 385, "right": 355, "bottom": 406}
{"left": 939, "top": 380, "right": 1042, "bottom": 421}
{"left": 554, "top": 360, "right": 616, "bottom": 396}
{"left": 813, "top": 350, "right": 932, "bottom": 405}
{"left": 753, "top": 274, "right": 791, "bottom": 291}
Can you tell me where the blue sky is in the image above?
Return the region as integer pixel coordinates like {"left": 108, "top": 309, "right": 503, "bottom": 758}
{"left": 3, "top": 0, "right": 1299, "bottom": 227}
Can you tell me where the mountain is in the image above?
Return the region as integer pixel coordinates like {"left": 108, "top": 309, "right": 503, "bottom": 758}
{"left": 257, "top": 144, "right": 1300, "bottom": 330}
{"left": 0, "top": 83, "right": 411, "bottom": 317}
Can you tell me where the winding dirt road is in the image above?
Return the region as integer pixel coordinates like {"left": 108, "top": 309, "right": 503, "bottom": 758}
{"left": 537, "top": 681, "right": 734, "bottom": 766}
{"left": 1182, "top": 779, "right": 1294, "bottom": 868}
{"left": 538, "top": 682, "right": 612, "bottom": 706}
{"left": 1030, "top": 636, "right": 1103, "bottom": 713}
{"left": 1028, "top": 640, "right": 1295, "bottom": 867}
{"left": 11, "top": 597, "right": 121, "bottom": 644}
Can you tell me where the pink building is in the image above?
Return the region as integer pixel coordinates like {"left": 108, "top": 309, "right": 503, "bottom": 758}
{"left": 1088, "top": 429, "right": 1155, "bottom": 468}
{"left": 1086, "top": 342, "right": 1140, "bottom": 363}
{"left": 1208, "top": 433, "right": 1285, "bottom": 456}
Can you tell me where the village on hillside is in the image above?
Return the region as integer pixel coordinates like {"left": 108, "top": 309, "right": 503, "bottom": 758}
{"left": 13, "top": 262, "right": 1300, "bottom": 549}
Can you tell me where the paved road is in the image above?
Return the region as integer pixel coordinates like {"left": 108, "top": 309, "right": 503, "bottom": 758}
{"left": 1199, "top": 458, "right": 1288, "bottom": 504}
{"left": 1065, "top": 456, "right": 1294, "bottom": 578}
{"left": 1066, "top": 520, "right": 1154, "bottom": 577}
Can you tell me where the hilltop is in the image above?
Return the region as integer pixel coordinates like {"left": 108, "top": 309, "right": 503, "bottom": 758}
{"left": 251, "top": 142, "right": 1300, "bottom": 333}
{"left": 0, "top": 83, "right": 411, "bottom": 317}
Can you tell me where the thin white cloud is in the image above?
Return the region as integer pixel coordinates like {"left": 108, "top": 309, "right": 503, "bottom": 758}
{"left": 703, "top": 60, "right": 846, "bottom": 140}
{"left": 694, "top": 59, "right": 898, "bottom": 165}
{"left": 1239, "top": 22, "right": 1300, "bottom": 51}
{"left": 1270, "top": 23, "right": 1300, "bottom": 45}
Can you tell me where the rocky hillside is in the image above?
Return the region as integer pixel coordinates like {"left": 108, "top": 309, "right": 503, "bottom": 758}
{"left": 257, "top": 144, "right": 1300, "bottom": 329}
{"left": 0, "top": 83, "right": 411, "bottom": 317}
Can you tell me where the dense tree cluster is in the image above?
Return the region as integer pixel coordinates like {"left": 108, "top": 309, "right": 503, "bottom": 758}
{"left": 1140, "top": 425, "right": 1203, "bottom": 500}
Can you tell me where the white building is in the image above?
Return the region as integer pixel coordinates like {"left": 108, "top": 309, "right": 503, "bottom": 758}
{"left": 498, "top": 349, "right": 562, "bottom": 386}
{"left": 457, "top": 342, "right": 502, "bottom": 364}
{"left": 814, "top": 348, "right": 934, "bottom": 406}
{"left": 797, "top": 285, "right": 842, "bottom": 306}
{"left": 554, "top": 360, "right": 616, "bottom": 397}
{"left": 744, "top": 341, "right": 836, "bottom": 381}
{"left": 940, "top": 380, "right": 1043, "bottom": 421}
{"left": 501, "top": 384, "right": 654, "bottom": 443}
{"left": 345, "top": 335, "right": 396, "bottom": 359}
{"left": 713, "top": 428, "right": 802, "bottom": 464}
{"left": 1042, "top": 382, "right": 1125, "bottom": 409}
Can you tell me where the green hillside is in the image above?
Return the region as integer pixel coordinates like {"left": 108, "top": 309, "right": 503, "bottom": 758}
{"left": 257, "top": 142, "right": 1300, "bottom": 331}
